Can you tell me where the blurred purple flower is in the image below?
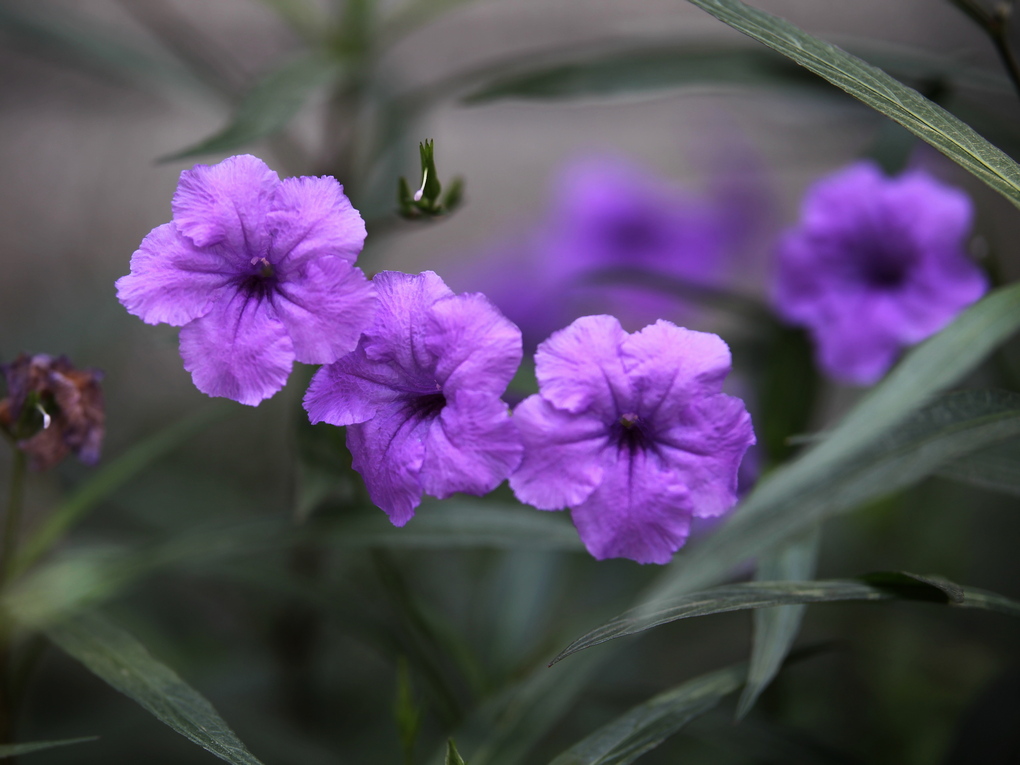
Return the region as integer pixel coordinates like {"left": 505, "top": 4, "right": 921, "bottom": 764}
{"left": 774, "top": 161, "right": 987, "bottom": 385}
{"left": 117, "top": 154, "right": 377, "bottom": 406}
{"left": 453, "top": 154, "right": 763, "bottom": 353}
{"left": 303, "top": 271, "right": 523, "bottom": 526}
{"left": 510, "top": 316, "right": 755, "bottom": 564}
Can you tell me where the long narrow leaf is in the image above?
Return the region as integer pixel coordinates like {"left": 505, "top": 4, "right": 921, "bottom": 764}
{"left": 554, "top": 573, "right": 1020, "bottom": 662}
{"left": 649, "top": 283, "right": 1020, "bottom": 603}
{"left": 13, "top": 405, "right": 230, "bottom": 576}
{"left": 0, "top": 737, "right": 98, "bottom": 758}
{"left": 937, "top": 436, "right": 1020, "bottom": 496}
{"left": 547, "top": 663, "right": 746, "bottom": 765}
{"left": 165, "top": 53, "right": 342, "bottom": 160}
{"left": 684, "top": 0, "right": 1020, "bottom": 208}
{"left": 738, "top": 525, "right": 819, "bottom": 719}
{"left": 46, "top": 613, "right": 264, "bottom": 765}
{"left": 465, "top": 46, "right": 825, "bottom": 102}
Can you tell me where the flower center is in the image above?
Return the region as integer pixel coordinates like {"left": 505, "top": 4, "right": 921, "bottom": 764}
{"left": 855, "top": 243, "right": 912, "bottom": 290}
{"left": 605, "top": 216, "right": 662, "bottom": 254}
{"left": 239, "top": 257, "right": 278, "bottom": 298}
{"left": 407, "top": 390, "right": 446, "bottom": 421}
{"left": 612, "top": 412, "right": 652, "bottom": 454}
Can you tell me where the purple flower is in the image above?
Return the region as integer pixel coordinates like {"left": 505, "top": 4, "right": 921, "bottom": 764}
{"left": 452, "top": 154, "right": 759, "bottom": 353}
{"left": 303, "top": 271, "right": 523, "bottom": 526}
{"left": 773, "top": 161, "right": 987, "bottom": 385}
{"left": 116, "top": 154, "right": 377, "bottom": 405}
{"left": 509, "top": 315, "right": 755, "bottom": 564}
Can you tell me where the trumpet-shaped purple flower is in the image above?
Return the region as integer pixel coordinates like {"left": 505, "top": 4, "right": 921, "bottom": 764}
{"left": 510, "top": 316, "right": 755, "bottom": 564}
{"left": 116, "top": 154, "right": 377, "bottom": 405}
{"left": 774, "top": 161, "right": 987, "bottom": 385}
{"left": 303, "top": 271, "right": 523, "bottom": 525}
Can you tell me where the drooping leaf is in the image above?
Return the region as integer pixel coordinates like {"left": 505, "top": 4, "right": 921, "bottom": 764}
{"left": 13, "top": 404, "right": 231, "bottom": 576}
{"left": 683, "top": 0, "right": 1020, "bottom": 208}
{"left": 737, "top": 525, "right": 819, "bottom": 719}
{"left": 554, "top": 573, "right": 1020, "bottom": 662}
{"left": 165, "top": 52, "right": 342, "bottom": 160}
{"left": 46, "top": 613, "right": 265, "bottom": 765}
{"left": 0, "top": 736, "right": 98, "bottom": 758}
{"left": 547, "top": 662, "right": 746, "bottom": 765}
{"left": 649, "top": 283, "right": 1020, "bottom": 602}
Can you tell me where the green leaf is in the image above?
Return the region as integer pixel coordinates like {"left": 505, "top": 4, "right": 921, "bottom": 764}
{"left": 447, "top": 739, "right": 468, "bottom": 765}
{"left": 322, "top": 500, "right": 585, "bottom": 551}
{"left": 554, "top": 573, "right": 1020, "bottom": 663}
{"left": 683, "top": 0, "right": 1020, "bottom": 208}
{"left": 45, "top": 613, "right": 265, "bottom": 765}
{"left": 464, "top": 46, "right": 826, "bottom": 103}
{"left": 0, "top": 5, "right": 202, "bottom": 91}
{"left": 547, "top": 662, "right": 746, "bottom": 765}
{"left": 165, "top": 52, "right": 342, "bottom": 160}
{"left": 395, "top": 658, "right": 423, "bottom": 765}
{"left": 937, "top": 435, "right": 1020, "bottom": 496}
{"left": 650, "top": 283, "right": 1020, "bottom": 602}
{"left": 13, "top": 405, "right": 231, "bottom": 577}
{"left": 738, "top": 525, "right": 819, "bottom": 719}
{"left": 0, "top": 737, "right": 98, "bottom": 758}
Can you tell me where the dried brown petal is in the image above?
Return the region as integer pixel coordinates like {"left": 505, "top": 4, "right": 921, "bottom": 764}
{"left": 0, "top": 354, "right": 105, "bottom": 470}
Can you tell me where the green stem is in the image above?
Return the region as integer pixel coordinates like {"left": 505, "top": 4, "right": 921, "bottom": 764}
{"left": 950, "top": 0, "right": 1020, "bottom": 100}
{"left": 1, "top": 450, "right": 26, "bottom": 591}
{"left": 0, "top": 448, "right": 26, "bottom": 751}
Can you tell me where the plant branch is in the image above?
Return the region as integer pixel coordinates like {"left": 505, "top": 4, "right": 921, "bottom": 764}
{"left": 950, "top": 0, "right": 1020, "bottom": 99}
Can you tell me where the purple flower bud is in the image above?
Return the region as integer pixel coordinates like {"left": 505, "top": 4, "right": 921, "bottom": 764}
{"left": 303, "top": 271, "right": 523, "bottom": 526}
{"left": 116, "top": 155, "right": 378, "bottom": 406}
{"left": 510, "top": 316, "right": 755, "bottom": 564}
{"left": 773, "top": 161, "right": 988, "bottom": 385}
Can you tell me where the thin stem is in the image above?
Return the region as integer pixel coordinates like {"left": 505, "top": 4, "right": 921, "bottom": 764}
{"left": 1, "top": 450, "right": 26, "bottom": 591}
{"left": 950, "top": 0, "right": 1020, "bottom": 99}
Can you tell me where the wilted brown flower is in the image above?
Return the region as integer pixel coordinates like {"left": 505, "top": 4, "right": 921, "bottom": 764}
{"left": 0, "top": 354, "right": 105, "bottom": 470}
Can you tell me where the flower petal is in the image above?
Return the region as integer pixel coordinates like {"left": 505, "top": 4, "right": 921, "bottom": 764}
{"left": 420, "top": 390, "right": 522, "bottom": 499}
{"left": 509, "top": 395, "right": 607, "bottom": 510}
{"left": 363, "top": 271, "right": 454, "bottom": 373}
{"left": 267, "top": 175, "right": 366, "bottom": 267}
{"left": 535, "top": 315, "right": 630, "bottom": 416}
{"left": 346, "top": 403, "right": 429, "bottom": 526}
{"left": 621, "top": 320, "right": 732, "bottom": 416}
{"left": 655, "top": 393, "right": 755, "bottom": 518}
{"left": 304, "top": 347, "right": 406, "bottom": 426}
{"left": 427, "top": 292, "right": 522, "bottom": 396}
{"left": 116, "top": 223, "right": 236, "bottom": 326}
{"left": 569, "top": 446, "right": 692, "bottom": 565}
{"left": 274, "top": 258, "right": 378, "bottom": 364}
{"left": 179, "top": 292, "right": 294, "bottom": 406}
{"left": 171, "top": 154, "right": 278, "bottom": 256}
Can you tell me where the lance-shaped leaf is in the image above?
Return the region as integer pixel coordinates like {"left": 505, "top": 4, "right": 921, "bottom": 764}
{"left": 464, "top": 46, "right": 826, "bottom": 103}
{"left": 13, "top": 404, "right": 230, "bottom": 576}
{"left": 447, "top": 739, "right": 468, "bottom": 765}
{"left": 554, "top": 573, "right": 1020, "bottom": 662}
{"left": 547, "top": 662, "right": 746, "bottom": 765}
{"left": 46, "top": 613, "right": 265, "bottom": 765}
{"left": 0, "top": 737, "right": 98, "bottom": 758}
{"left": 937, "top": 435, "right": 1020, "bottom": 497}
{"left": 683, "top": 0, "right": 1020, "bottom": 209}
{"left": 738, "top": 525, "right": 819, "bottom": 719}
{"left": 165, "top": 52, "right": 342, "bottom": 160}
{"left": 649, "top": 283, "right": 1020, "bottom": 603}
